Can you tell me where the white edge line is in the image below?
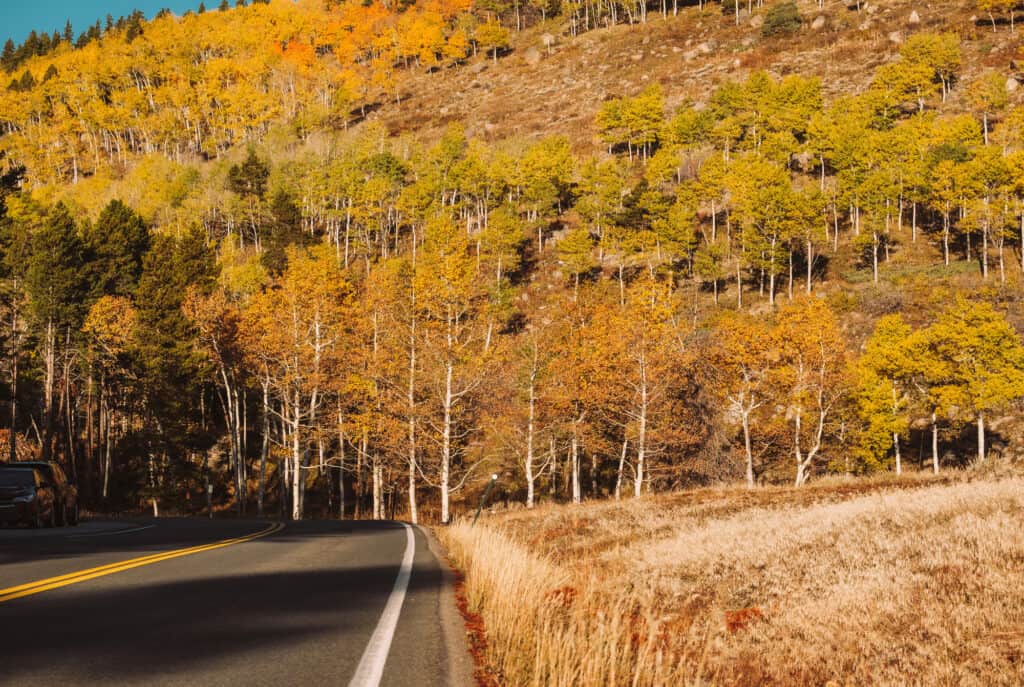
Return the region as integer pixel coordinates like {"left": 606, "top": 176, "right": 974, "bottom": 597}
{"left": 348, "top": 523, "right": 415, "bottom": 687}
{"left": 66, "top": 524, "right": 156, "bottom": 539}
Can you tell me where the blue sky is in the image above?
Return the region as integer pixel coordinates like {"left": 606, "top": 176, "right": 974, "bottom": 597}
{"left": 2, "top": 1, "right": 206, "bottom": 45}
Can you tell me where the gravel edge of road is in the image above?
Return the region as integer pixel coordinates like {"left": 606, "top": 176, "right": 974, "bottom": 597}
{"left": 418, "top": 525, "right": 476, "bottom": 687}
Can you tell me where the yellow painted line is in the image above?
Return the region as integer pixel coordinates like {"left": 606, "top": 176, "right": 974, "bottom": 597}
{"left": 0, "top": 522, "right": 285, "bottom": 604}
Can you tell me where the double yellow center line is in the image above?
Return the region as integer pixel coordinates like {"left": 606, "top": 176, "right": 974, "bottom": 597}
{"left": 0, "top": 522, "right": 285, "bottom": 604}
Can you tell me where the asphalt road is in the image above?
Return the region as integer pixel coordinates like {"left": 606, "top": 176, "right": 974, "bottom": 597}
{"left": 0, "top": 518, "right": 472, "bottom": 686}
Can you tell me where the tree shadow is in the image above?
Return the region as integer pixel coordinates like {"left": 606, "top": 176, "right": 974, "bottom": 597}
{"left": 0, "top": 520, "right": 443, "bottom": 683}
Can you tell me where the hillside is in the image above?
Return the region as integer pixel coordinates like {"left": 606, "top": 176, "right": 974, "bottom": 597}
{"left": 381, "top": 0, "right": 1001, "bottom": 144}
{"left": 1, "top": 0, "right": 1024, "bottom": 524}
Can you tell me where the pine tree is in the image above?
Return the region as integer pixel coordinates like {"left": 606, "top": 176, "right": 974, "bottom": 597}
{"left": 261, "top": 190, "right": 312, "bottom": 275}
{"left": 227, "top": 149, "right": 270, "bottom": 199}
{"left": 84, "top": 200, "right": 151, "bottom": 300}
{"left": 25, "top": 204, "right": 88, "bottom": 460}
{"left": 0, "top": 39, "right": 15, "bottom": 72}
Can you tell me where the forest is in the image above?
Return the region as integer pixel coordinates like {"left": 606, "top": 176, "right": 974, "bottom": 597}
{"left": 2, "top": 0, "right": 1024, "bottom": 523}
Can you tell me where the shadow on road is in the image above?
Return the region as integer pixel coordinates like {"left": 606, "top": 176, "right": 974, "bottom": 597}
{"left": 0, "top": 518, "right": 397, "bottom": 567}
{"left": 0, "top": 520, "right": 442, "bottom": 684}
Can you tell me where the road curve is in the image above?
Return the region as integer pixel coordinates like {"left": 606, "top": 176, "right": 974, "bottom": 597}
{"left": 0, "top": 518, "right": 472, "bottom": 687}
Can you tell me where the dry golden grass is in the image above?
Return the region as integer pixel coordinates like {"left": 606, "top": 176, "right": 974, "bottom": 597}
{"left": 440, "top": 476, "right": 1024, "bottom": 686}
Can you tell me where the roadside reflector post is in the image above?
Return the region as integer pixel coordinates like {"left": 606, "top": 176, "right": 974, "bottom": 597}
{"left": 206, "top": 480, "right": 213, "bottom": 520}
{"left": 472, "top": 474, "right": 498, "bottom": 527}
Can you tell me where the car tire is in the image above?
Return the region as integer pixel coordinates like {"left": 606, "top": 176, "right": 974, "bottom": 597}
{"left": 30, "top": 508, "right": 42, "bottom": 529}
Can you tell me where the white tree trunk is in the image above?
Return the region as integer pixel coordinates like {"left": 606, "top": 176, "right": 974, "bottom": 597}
{"left": 372, "top": 458, "right": 383, "bottom": 520}
{"left": 635, "top": 368, "right": 647, "bottom": 498}
{"left": 977, "top": 411, "right": 986, "bottom": 464}
{"left": 441, "top": 361, "right": 453, "bottom": 523}
{"left": 525, "top": 347, "right": 538, "bottom": 509}
{"left": 291, "top": 392, "right": 302, "bottom": 521}
{"left": 148, "top": 450, "right": 159, "bottom": 517}
{"left": 571, "top": 431, "right": 580, "bottom": 504}
{"left": 893, "top": 432, "right": 902, "bottom": 476}
{"left": 742, "top": 410, "right": 754, "bottom": 488}
{"left": 258, "top": 377, "right": 270, "bottom": 518}
{"left": 407, "top": 316, "right": 418, "bottom": 524}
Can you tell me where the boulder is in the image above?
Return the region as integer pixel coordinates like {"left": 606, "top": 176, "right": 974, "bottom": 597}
{"left": 811, "top": 15, "right": 826, "bottom": 31}
{"left": 523, "top": 47, "right": 541, "bottom": 65}
{"left": 908, "top": 10, "right": 921, "bottom": 24}
{"left": 1007, "top": 77, "right": 1021, "bottom": 93}
{"left": 749, "top": 14, "right": 765, "bottom": 29}
{"left": 888, "top": 31, "right": 904, "bottom": 44}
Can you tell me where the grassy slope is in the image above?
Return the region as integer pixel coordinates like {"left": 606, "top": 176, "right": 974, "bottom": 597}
{"left": 441, "top": 475, "right": 1024, "bottom": 685}
{"left": 380, "top": 0, "right": 1007, "bottom": 147}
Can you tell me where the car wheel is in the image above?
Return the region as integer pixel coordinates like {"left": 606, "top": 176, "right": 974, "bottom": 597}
{"left": 30, "top": 507, "right": 42, "bottom": 529}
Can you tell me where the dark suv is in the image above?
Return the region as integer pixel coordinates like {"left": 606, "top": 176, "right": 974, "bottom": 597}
{"left": 0, "top": 462, "right": 79, "bottom": 526}
{"left": 0, "top": 468, "right": 57, "bottom": 528}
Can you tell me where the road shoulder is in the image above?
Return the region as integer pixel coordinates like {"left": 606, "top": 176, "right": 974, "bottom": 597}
{"left": 418, "top": 524, "right": 475, "bottom": 687}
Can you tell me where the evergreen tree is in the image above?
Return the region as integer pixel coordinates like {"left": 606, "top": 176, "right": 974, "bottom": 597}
{"left": 17, "top": 70, "right": 35, "bottom": 92}
{"left": 1, "top": 39, "right": 15, "bottom": 72}
{"left": 25, "top": 204, "right": 88, "bottom": 334}
{"left": 84, "top": 200, "right": 151, "bottom": 300}
{"left": 126, "top": 14, "right": 144, "bottom": 43}
{"left": 227, "top": 149, "right": 270, "bottom": 199}
{"left": 262, "top": 191, "right": 312, "bottom": 275}
{"left": 134, "top": 228, "right": 217, "bottom": 429}
{"left": 23, "top": 31, "right": 40, "bottom": 59}
{"left": 25, "top": 204, "right": 88, "bottom": 460}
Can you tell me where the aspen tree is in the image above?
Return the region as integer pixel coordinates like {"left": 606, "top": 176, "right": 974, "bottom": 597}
{"left": 919, "top": 299, "right": 1024, "bottom": 465}
{"left": 774, "top": 298, "right": 848, "bottom": 487}
{"left": 710, "top": 311, "right": 772, "bottom": 487}
{"left": 855, "top": 315, "right": 914, "bottom": 474}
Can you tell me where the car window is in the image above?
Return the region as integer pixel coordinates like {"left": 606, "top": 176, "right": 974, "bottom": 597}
{"left": 0, "top": 470, "right": 35, "bottom": 488}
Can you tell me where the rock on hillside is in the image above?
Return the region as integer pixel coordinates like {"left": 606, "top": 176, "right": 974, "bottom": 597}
{"left": 375, "top": 0, "right": 1007, "bottom": 150}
